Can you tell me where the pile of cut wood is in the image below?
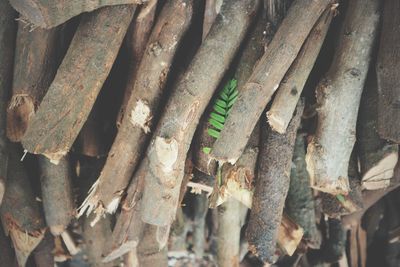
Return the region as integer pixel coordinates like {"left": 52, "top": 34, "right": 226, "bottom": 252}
{"left": 1, "top": 0, "right": 400, "bottom": 266}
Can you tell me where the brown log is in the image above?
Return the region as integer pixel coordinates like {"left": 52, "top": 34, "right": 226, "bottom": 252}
{"left": 0, "top": 145, "right": 46, "bottom": 267}
{"left": 358, "top": 71, "right": 398, "bottom": 190}
{"left": 267, "top": 9, "right": 333, "bottom": 133}
{"left": 210, "top": 0, "right": 331, "bottom": 165}
{"left": 21, "top": 5, "right": 136, "bottom": 164}
{"left": 33, "top": 231, "right": 55, "bottom": 267}
{"left": 0, "top": 1, "right": 17, "bottom": 205}
{"left": 138, "top": 0, "right": 260, "bottom": 229}
{"left": 117, "top": 0, "right": 158, "bottom": 127}
{"left": 246, "top": 100, "right": 304, "bottom": 263}
{"left": 376, "top": 0, "right": 400, "bottom": 144}
{"left": 306, "top": 0, "right": 380, "bottom": 195}
{"left": 286, "top": 133, "right": 321, "bottom": 249}
{"left": 9, "top": 0, "right": 146, "bottom": 29}
{"left": 6, "top": 24, "right": 60, "bottom": 142}
{"left": 78, "top": 0, "right": 193, "bottom": 219}
{"left": 38, "top": 155, "right": 74, "bottom": 236}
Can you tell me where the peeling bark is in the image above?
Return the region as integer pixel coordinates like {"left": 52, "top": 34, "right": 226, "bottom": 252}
{"left": 39, "top": 155, "right": 74, "bottom": 236}
{"left": 138, "top": 0, "right": 260, "bottom": 228}
{"left": 305, "top": 0, "right": 380, "bottom": 195}
{"left": 358, "top": 72, "right": 398, "bottom": 190}
{"left": 0, "top": 145, "right": 46, "bottom": 267}
{"left": 211, "top": 0, "right": 331, "bottom": 164}
{"left": 78, "top": 0, "right": 193, "bottom": 220}
{"left": 21, "top": 5, "right": 136, "bottom": 164}
{"left": 267, "top": 9, "right": 333, "bottom": 133}
{"left": 6, "top": 24, "right": 60, "bottom": 142}
{"left": 376, "top": 0, "right": 400, "bottom": 144}
{"left": 246, "top": 100, "right": 304, "bottom": 263}
{"left": 0, "top": 1, "right": 16, "bottom": 205}
{"left": 286, "top": 133, "right": 321, "bottom": 249}
{"left": 9, "top": 0, "right": 146, "bottom": 28}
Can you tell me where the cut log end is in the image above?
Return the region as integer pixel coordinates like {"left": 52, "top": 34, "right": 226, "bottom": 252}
{"left": 42, "top": 150, "right": 67, "bottom": 165}
{"left": 6, "top": 95, "right": 35, "bottom": 142}
{"left": 50, "top": 225, "right": 66, "bottom": 236}
{"left": 306, "top": 141, "right": 351, "bottom": 195}
{"left": 362, "top": 152, "right": 398, "bottom": 190}
{"left": 266, "top": 111, "right": 286, "bottom": 134}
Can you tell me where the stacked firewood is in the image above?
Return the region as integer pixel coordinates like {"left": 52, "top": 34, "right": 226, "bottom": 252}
{"left": 0, "top": 0, "right": 399, "bottom": 266}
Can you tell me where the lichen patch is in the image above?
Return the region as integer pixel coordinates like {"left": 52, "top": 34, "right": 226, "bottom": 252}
{"left": 155, "top": 136, "right": 179, "bottom": 173}
{"left": 130, "top": 100, "right": 152, "bottom": 133}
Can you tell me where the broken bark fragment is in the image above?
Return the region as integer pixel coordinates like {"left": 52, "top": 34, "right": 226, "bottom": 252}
{"left": 138, "top": 0, "right": 260, "bottom": 228}
{"left": 117, "top": 0, "right": 158, "bottom": 127}
{"left": 286, "top": 133, "right": 321, "bottom": 249}
{"left": 0, "top": 145, "right": 46, "bottom": 267}
{"left": 358, "top": 72, "right": 398, "bottom": 190}
{"left": 246, "top": 100, "right": 304, "bottom": 263}
{"left": 267, "top": 9, "right": 333, "bottom": 133}
{"left": 376, "top": 0, "right": 400, "bottom": 144}
{"left": 0, "top": 1, "right": 17, "bottom": 205}
{"left": 21, "top": 5, "right": 136, "bottom": 164}
{"left": 39, "top": 155, "right": 74, "bottom": 236}
{"left": 9, "top": 0, "right": 145, "bottom": 29}
{"left": 306, "top": 0, "right": 380, "bottom": 195}
{"left": 6, "top": 24, "right": 60, "bottom": 142}
{"left": 78, "top": 0, "right": 193, "bottom": 220}
{"left": 211, "top": 0, "right": 331, "bottom": 164}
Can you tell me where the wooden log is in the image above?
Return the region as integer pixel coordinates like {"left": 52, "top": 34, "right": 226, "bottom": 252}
{"left": 137, "top": 224, "right": 168, "bottom": 267}
{"left": 320, "top": 151, "right": 363, "bottom": 217}
{"left": 193, "top": 12, "right": 265, "bottom": 176}
{"left": 9, "top": 0, "right": 146, "bottom": 29}
{"left": 358, "top": 72, "right": 398, "bottom": 190}
{"left": 376, "top": 0, "right": 400, "bottom": 144}
{"left": 6, "top": 24, "right": 60, "bottom": 142}
{"left": 210, "top": 0, "right": 331, "bottom": 165}
{"left": 117, "top": 0, "right": 158, "bottom": 127}
{"left": 306, "top": 0, "right": 380, "bottom": 195}
{"left": 21, "top": 5, "right": 136, "bottom": 164}
{"left": 82, "top": 214, "right": 115, "bottom": 267}
{"left": 286, "top": 133, "right": 321, "bottom": 249}
{"left": 202, "top": 0, "right": 221, "bottom": 40}
{"left": 267, "top": 9, "right": 333, "bottom": 133}
{"left": 0, "top": 1, "right": 17, "bottom": 205}
{"left": 78, "top": 0, "right": 193, "bottom": 219}
{"left": 0, "top": 145, "right": 46, "bottom": 267}
{"left": 246, "top": 100, "right": 304, "bottom": 263}
{"left": 38, "top": 155, "right": 74, "bottom": 236}
{"left": 33, "top": 231, "right": 55, "bottom": 267}
{"left": 138, "top": 0, "right": 260, "bottom": 229}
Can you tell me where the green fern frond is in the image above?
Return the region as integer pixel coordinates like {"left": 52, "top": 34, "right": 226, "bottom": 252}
{"left": 202, "top": 78, "right": 238, "bottom": 154}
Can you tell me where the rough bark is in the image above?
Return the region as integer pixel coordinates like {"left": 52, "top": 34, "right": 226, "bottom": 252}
{"left": 0, "top": 145, "right": 46, "bottom": 267}
{"left": 21, "top": 5, "right": 136, "bottom": 164}
{"left": 6, "top": 24, "right": 60, "bottom": 142}
{"left": 0, "top": 1, "right": 16, "bottom": 205}
{"left": 137, "top": 224, "right": 168, "bottom": 267}
{"left": 286, "top": 133, "right": 321, "bottom": 249}
{"left": 358, "top": 72, "right": 398, "bottom": 190}
{"left": 78, "top": 0, "right": 193, "bottom": 220}
{"left": 137, "top": 0, "right": 260, "bottom": 228}
{"left": 210, "top": 0, "right": 331, "bottom": 164}
{"left": 376, "top": 0, "right": 400, "bottom": 144}
{"left": 33, "top": 231, "right": 55, "bottom": 267}
{"left": 9, "top": 0, "right": 146, "bottom": 28}
{"left": 194, "top": 12, "right": 265, "bottom": 176}
{"left": 323, "top": 219, "right": 347, "bottom": 263}
{"left": 39, "top": 155, "right": 74, "bottom": 236}
{"left": 246, "top": 100, "right": 304, "bottom": 263}
{"left": 267, "top": 9, "right": 333, "bottom": 133}
{"left": 306, "top": 0, "right": 380, "bottom": 195}
{"left": 117, "top": 0, "right": 158, "bottom": 127}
